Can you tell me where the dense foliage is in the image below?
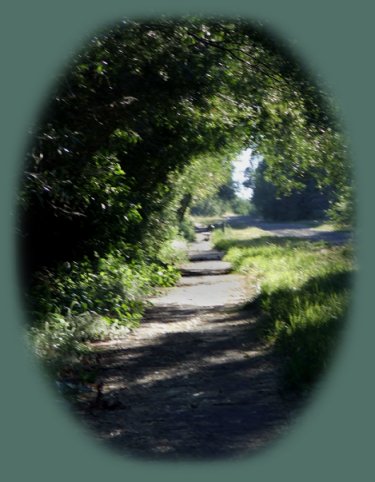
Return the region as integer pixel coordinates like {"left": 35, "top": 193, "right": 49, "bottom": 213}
{"left": 251, "top": 159, "right": 330, "bottom": 221}
{"left": 28, "top": 248, "right": 181, "bottom": 371}
{"left": 18, "top": 17, "right": 353, "bottom": 371}
{"left": 20, "top": 18, "right": 351, "bottom": 270}
{"left": 191, "top": 176, "right": 253, "bottom": 216}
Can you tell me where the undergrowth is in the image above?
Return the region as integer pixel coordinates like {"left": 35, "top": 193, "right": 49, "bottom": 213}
{"left": 213, "top": 227, "right": 355, "bottom": 392}
{"left": 26, "top": 241, "right": 182, "bottom": 376}
{"left": 178, "top": 216, "right": 196, "bottom": 242}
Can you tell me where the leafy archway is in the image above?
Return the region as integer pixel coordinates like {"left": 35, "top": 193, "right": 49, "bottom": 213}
{"left": 18, "top": 17, "right": 353, "bottom": 372}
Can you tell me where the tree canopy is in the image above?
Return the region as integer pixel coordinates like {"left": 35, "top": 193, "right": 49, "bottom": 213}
{"left": 19, "top": 17, "right": 353, "bottom": 274}
{"left": 250, "top": 159, "right": 330, "bottom": 221}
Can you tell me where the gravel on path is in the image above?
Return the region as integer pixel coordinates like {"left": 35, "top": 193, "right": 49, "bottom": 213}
{"left": 73, "top": 228, "right": 302, "bottom": 460}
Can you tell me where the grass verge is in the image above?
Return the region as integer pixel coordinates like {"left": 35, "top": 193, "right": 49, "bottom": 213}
{"left": 213, "top": 227, "right": 355, "bottom": 392}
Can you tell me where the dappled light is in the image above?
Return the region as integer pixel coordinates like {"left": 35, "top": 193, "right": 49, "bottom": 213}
{"left": 18, "top": 17, "right": 355, "bottom": 460}
{"left": 74, "top": 300, "right": 298, "bottom": 460}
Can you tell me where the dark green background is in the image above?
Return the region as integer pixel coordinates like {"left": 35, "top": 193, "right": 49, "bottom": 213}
{"left": 1, "top": 1, "right": 373, "bottom": 480}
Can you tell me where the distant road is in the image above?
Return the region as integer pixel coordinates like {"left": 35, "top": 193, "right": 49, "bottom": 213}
{"left": 222, "top": 215, "right": 353, "bottom": 245}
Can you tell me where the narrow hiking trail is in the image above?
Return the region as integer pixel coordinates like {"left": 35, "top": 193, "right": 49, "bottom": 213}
{"left": 76, "top": 226, "right": 301, "bottom": 460}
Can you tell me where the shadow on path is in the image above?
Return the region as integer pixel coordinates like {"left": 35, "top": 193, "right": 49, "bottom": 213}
{"left": 71, "top": 226, "right": 304, "bottom": 460}
{"left": 75, "top": 303, "right": 302, "bottom": 460}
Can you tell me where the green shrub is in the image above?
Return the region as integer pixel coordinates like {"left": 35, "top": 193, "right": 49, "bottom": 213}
{"left": 327, "top": 186, "right": 355, "bottom": 229}
{"left": 191, "top": 195, "right": 229, "bottom": 216}
{"left": 26, "top": 247, "right": 181, "bottom": 373}
{"left": 178, "top": 217, "right": 196, "bottom": 242}
{"left": 230, "top": 198, "right": 254, "bottom": 216}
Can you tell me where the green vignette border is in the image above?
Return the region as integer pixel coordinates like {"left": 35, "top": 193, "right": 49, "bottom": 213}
{"left": 1, "top": 1, "right": 373, "bottom": 481}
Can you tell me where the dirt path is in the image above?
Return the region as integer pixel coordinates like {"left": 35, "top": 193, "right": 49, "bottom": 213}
{"left": 74, "top": 227, "right": 302, "bottom": 460}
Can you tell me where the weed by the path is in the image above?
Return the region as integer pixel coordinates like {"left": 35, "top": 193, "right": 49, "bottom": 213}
{"left": 213, "top": 228, "right": 355, "bottom": 392}
{"left": 26, "top": 247, "right": 181, "bottom": 376}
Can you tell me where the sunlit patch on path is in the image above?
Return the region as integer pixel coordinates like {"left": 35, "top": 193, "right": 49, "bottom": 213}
{"left": 76, "top": 226, "right": 301, "bottom": 460}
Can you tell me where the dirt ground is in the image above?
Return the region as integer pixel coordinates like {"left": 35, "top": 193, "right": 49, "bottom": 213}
{"left": 71, "top": 226, "right": 306, "bottom": 460}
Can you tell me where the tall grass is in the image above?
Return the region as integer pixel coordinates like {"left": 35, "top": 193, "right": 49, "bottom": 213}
{"left": 213, "top": 227, "right": 355, "bottom": 392}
